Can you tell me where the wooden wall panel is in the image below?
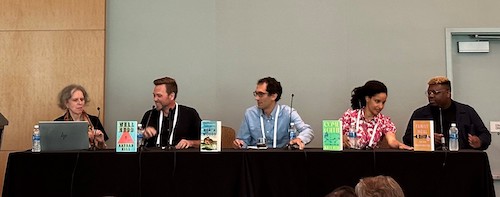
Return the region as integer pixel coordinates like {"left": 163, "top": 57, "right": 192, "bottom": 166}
{"left": 0, "top": 31, "right": 105, "bottom": 150}
{"left": 0, "top": 1, "right": 105, "bottom": 194}
{"left": 0, "top": 0, "right": 105, "bottom": 30}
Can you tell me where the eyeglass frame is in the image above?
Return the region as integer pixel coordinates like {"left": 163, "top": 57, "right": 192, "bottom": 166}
{"left": 253, "top": 91, "right": 269, "bottom": 97}
{"left": 425, "top": 89, "right": 448, "bottom": 96}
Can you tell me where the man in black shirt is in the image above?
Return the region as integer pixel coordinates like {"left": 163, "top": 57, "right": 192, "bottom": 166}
{"left": 403, "top": 76, "right": 491, "bottom": 150}
{"left": 140, "top": 76, "right": 201, "bottom": 149}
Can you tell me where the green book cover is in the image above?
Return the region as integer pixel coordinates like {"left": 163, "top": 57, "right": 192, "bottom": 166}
{"left": 323, "top": 120, "right": 342, "bottom": 151}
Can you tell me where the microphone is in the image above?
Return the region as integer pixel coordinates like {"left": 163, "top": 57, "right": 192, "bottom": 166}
{"left": 90, "top": 107, "right": 101, "bottom": 150}
{"left": 91, "top": 107, "right": 101, "bottom": 130}
{"left": 439, "top": 108, "right": 447, "bottom": 151}
{"left": 287, "top": 94, "right": 297, "bottom": 150}
{"left": 97, "top": 107, "right": 101, "bottom": 120}
{"left": 289, "top": 94, "right": 294, "bottom": 125}
{"left": 143, "top": 105, "right": 155, "bottom": 148}
{"left": 145, "top": 105, "right": 155, "bottom": 128}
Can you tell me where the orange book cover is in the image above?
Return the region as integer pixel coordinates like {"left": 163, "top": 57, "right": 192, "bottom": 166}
{"left": 413, "top": 120, "right": 434, "bottom": 151}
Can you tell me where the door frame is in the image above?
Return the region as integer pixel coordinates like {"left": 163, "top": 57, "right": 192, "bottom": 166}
{"left": 445, "top": 28, "right": 500, "bottom": 94}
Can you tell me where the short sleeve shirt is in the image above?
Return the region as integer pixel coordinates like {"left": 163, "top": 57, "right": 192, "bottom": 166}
{"left": 340, "top": 108, "right": 396, "bottom": 148}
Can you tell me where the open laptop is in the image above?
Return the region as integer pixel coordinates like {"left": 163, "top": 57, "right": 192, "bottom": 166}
{"left": 38, "top": 121, "right": 90, "bottom": 151}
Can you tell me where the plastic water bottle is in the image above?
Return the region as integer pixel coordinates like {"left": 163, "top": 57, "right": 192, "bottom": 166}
{"left": 288, "top": 122, "right": 297, "bottom": 141}
{"left": 32, "top": 125, "right": 41, "bottom": 152}
{"left": 348, "top": 123, "right": 358, "bottom": 149}
{"left": 137, "top": 124, "right": 144, "bottom": 150}
{"left": 449, "top": 123, "right": 459, "bottom": 151}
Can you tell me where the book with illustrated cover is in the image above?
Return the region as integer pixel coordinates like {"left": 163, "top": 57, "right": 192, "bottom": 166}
{"left": 200, "top": 120, "right": 221, "bottom": 152}
{"left": 322, "top": 120, "right": 342, "bottom": 151}
{"left": 116, "top": 121, "right": 137, "bottom": 152}
{"left": 413, "top": 120, "right": 434, "bottom": 151}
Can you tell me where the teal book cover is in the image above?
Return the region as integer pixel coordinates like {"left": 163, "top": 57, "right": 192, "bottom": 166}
{"left": 116, "top": 121, "right": 137, "bottom": 152}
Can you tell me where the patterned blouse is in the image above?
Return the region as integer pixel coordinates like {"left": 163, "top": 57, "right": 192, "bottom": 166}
{"left": 339, "top": 108, "right": 396, "bottom": 148}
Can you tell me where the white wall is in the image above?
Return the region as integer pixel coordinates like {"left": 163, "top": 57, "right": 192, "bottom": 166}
{"left": 105, "top": 0, "right": 216, "bottom": 143}
{"left": 105, "top": 0, "right": 500, "bottom": 148}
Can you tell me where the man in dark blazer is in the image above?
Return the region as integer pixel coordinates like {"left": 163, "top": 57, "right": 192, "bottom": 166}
{"left": 403, "top": 76, "right": 491, "bottom": 150}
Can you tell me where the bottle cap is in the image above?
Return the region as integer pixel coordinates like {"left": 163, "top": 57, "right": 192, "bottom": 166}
{"left": 138, "top": 123, "right": 142, "bottom": 127}
{"left": 34, "top": 125, "right": 39, "bottom": 129}
{"left": 451, "top": 123, "right": 456, "bottom": 127}
{"left": 290, "top": 122, "right": 295, "bottom": 126}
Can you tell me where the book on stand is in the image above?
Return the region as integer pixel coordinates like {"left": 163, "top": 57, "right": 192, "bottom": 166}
{"left": 322, "top": 120, "right": 343, "bottom": 151}
{"left": 413, "top": 120, "right": 434, "bottom": 151}
{"left": 116, "top": 121, "right": 137, "bottom": 152}
{"left": 200, "top": 120, "right": 221, "bottom": 152}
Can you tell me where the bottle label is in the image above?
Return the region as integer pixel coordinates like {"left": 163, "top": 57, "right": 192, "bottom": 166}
{"left": 289, "top": 129, "right": 296, "bottom": 139}
{"left": 348, "top": 131, "right": 356, "bottom": 138}
{"left": 33, "top": 135, "right": 40, "bottom": 141}
{"left": 450, "top": 133, "right": 458, "bottom": 139}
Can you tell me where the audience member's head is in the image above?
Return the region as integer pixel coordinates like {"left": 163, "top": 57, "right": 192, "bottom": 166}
{"left": 355, "top": 175, "right": 404, "bottom": 197}
{"left": 325, "top": 185, "right": 357, "bottom": 197}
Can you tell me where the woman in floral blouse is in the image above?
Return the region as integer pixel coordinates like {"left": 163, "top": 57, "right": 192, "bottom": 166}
{"left": 340, "top": 80, "right": 412, "bottom": 150}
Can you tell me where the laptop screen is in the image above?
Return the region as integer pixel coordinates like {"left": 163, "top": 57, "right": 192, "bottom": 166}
{"left": 38, "top": 121, "right": 90, "bottom": 151}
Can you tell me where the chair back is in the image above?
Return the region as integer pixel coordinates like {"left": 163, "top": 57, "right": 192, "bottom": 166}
{"left": 221, "top": 126, "right": 236, "bottom": 149}
{"left": 376, "top": 135, "right": 390, "bottom": 149}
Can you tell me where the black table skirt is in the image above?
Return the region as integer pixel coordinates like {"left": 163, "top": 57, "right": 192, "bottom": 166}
{"left": 2, "top": 149, "right": 495, "bottom": 197}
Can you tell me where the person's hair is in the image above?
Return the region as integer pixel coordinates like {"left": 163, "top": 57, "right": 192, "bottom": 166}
{"left": 154, "top": 76, "right": 178, "bottom": 99}
{"left": 57, "top": 84, "right": 90, "bottom": 110}
{"left": 355, "top": 175, "right": 404, "bottom": 197}
{"left": 428, "top": 76, "right": 451, "bottom": 91}
{"left": 350, "top": 80, "right": 387, "bottom": 109}
{"left": 257, "top": 77, "right": 282, "bottom": 102}
{"left": 325, "top": 185, "right": 357, "bottom": 197}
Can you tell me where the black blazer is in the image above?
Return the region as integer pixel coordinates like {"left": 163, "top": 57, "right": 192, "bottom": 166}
{"left": 403, "top": 100, "right": 491, "bottom": 150}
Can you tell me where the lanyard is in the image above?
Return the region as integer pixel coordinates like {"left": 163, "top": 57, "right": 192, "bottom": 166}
{"left": 156, "top": 102, "right": 179, "bottom": 146}
{"left": 356, "top": 108, "right": 378, "bottom": 148}
{"left": 260, "top": 105, "right": 280, "bottom": 148}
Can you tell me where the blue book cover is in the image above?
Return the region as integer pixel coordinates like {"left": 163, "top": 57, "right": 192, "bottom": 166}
{"left": 116, "top": 121, "right": 137, "bottom": 152}
{"left": 200, "top": 120, "right": 221, "bottom": 152}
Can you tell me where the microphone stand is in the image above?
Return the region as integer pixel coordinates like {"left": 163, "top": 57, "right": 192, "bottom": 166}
{"left": 439, "top": 108, "right": 448, "bottom": 151}
{"left": 142, "top": 105, "right": 155, "bottom": 150}
{"left": 159, "top": 107, "right": 175, "bottom": 150}
{"left": 287, "top": 94, "right": 296, "bottom": 150}
{"left": 90, "top": 107, "right": 101, "bottom": 151}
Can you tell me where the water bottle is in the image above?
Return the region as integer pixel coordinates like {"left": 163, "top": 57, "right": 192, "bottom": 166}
{"left": 288, "top": 122, "right": 297, "bottom": 141}
{"left": 348, "top": 123, "right": 358, "bottom": 149}
{"left": 32, "top": 125, "right": 41, "bottom": 152}
{"left": 137, "top": 124, "right": 144, "bottom": 150}
{"left": 449, "top": 123, "right": 459, "bottom": 151}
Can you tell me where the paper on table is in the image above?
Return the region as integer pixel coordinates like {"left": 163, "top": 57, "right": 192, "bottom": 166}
{"left": 247, "top": 145, "right": 268, "bottom": 150}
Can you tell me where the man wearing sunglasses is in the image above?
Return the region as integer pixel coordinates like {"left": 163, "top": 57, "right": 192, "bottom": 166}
{"left": 403, "top": 76, "right": 491, "bottom": 150}
{"left": 233, "top": 77, "right": 314, "bottom": 150}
